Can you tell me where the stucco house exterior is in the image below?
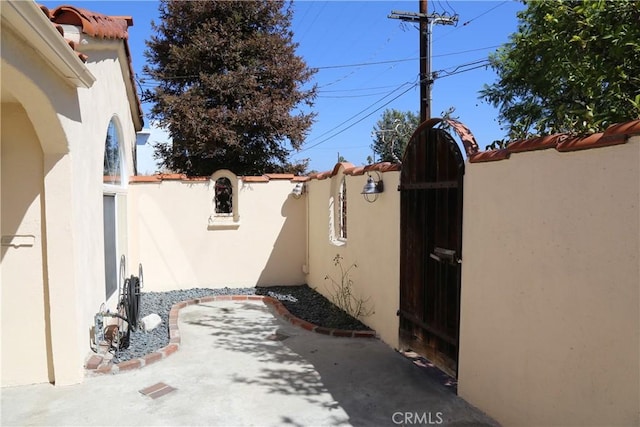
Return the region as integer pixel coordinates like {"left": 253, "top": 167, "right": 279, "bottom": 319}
{"left": 1, "top": 1, "right": 142, "bottom": 386}
{"left": 1, "top": 1, "right": 638, "bottom": 425}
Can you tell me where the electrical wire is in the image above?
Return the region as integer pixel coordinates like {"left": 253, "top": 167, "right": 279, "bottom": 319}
{"left": 137, "top": 44, "right": 499, "bottom": 86}
{"left": 298, "top": 80, "right": 420, "bottom": 152}
{"left": 433, "top": 0, "right": 509, "bottom": 42}
{"left": 302, "top": 79, "right": 416, "bottom": 144}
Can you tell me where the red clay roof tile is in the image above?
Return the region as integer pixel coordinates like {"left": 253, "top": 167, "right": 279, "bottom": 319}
{"left": 50, "top": 5, "right": 130, "bottom": 40}
{"left": 471, "top": 119, "right": 639, "bottom": 162}
{"left": 264, "top": 173, "right": 295, "bottom": 180}
{"left": 38, "top": 4, "right": 143, "bottom": 128}
{"left": 468, "top": 149, "right": 510, "bottom": 163}
{"left": 242, "top": 176, "right": 269, "bottom": 183}
{"left": 507, "top": 134, "right": 568, "bottom": 153}
{"left": 344, "top": 166, "right": 365, "bottom": 176}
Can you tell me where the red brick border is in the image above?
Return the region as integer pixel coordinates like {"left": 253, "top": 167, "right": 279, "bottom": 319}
{"left": 85, "top": 294, "right": 376, "bottom": 375}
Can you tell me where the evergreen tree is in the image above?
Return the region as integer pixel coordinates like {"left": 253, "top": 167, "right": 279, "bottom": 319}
{"left": 144, "top": 0, "right": 317, "bottom": 175}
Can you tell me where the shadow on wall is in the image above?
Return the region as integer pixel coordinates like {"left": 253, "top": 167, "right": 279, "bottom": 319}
{"left": 256, "top": 192, "right": 306, "bottom": 286}
{"left": 0, "top": 105, "right": 45, "bottom": 262}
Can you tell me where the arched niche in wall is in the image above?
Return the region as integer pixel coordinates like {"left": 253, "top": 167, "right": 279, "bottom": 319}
{"left": 208, "top": 169, "right": 240, "bottom": 229}
{"left": 329, "top": 166, "right": 348, "bottom": 246}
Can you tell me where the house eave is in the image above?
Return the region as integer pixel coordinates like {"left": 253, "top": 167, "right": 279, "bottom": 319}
{"left": 1, "top": 1, "right": 96, "bottom": 89}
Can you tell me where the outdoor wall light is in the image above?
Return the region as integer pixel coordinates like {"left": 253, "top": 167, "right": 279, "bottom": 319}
{"left": 361, "top": 172, "right": 384, "bottom": 203}
{"left": 291, "top": 182, "right": 305, "bottom": 199}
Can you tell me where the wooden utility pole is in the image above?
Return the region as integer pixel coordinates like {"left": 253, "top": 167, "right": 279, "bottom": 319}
{"left": 419, "top": 0, "right": 428, "bottom": 123}
{"left": 389, "top": 2, "right": 458, "bottom": 122}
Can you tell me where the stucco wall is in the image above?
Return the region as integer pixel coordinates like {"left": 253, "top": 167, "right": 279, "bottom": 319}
{"left": 1, "top": 4, "right": 140, "bottom": 386}
{"left": 306, "top": 166, "right": 401, "bottom": 348}
{"left": 1, "top": 104, "right": 51, "bottom": 386}
{"left": 458, "top": 137, "right": 640, "bottom": 426}
{"left": 128, "top": 177, "right": 306, "bottom": 290}
{"left": 72, "top": 40, "right": 139, "bottom": 351}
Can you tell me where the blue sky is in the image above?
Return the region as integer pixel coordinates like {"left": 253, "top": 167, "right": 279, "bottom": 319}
{"left": 43, "top": 1, "right": 524, "bottom": 174}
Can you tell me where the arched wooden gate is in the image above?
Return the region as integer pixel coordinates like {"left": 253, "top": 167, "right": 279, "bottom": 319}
{"left": 398, "top": 119, "right": 476, "bottom": 377}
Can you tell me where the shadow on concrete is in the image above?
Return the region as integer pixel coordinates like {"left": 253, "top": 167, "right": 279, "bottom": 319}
{"left": 182, "top": 301, "right": 498, "bottom": 427}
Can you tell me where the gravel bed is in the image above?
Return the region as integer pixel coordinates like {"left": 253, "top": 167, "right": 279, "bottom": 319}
{"left": 112, "top": 285, "right": 370, "bottom": 363}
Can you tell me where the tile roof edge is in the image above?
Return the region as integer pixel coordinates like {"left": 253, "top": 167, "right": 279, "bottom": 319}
{"left": 45, "top": 4, "right": 143, "bottom": 128}
{"left": 468, "top": 149, "right": 510, "bottom": 163}
{"left": 241, "top": 176, "right": 270, "bottom": 183}
{"left": 129, "top": 174, "right": 209, "bottom": 183}
{"left": 470, "top": 119, "right": 639, "bottom": 163}
{"left": 309, "top": 161, "right": 401, "bottom": 180}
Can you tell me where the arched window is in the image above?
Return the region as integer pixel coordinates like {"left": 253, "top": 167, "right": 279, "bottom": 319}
{"left": 209, "top": 170, "right": 240, "bottom": 229}
{"left": 102, "top": 118, "right": 127, "bottom": 300}
{"left": 329, "top": 170, "right": 348, "bottom": 246}
{"left": 103, "top": 120, "right": 124, "bottom": 187}
{"left": 338, "top": 177, "right": 348, "bottom": 239}
{"left": 215, "top": 177, "right": 233, "bottom": 214}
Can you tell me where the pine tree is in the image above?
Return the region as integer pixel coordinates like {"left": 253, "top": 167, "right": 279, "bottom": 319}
{"left": 144, "top": 0, "right": 317, "bottom": 175}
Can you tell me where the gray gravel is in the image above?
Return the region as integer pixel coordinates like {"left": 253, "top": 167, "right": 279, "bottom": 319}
{"left": 112, "top": 285, "right": 370, "bottom": 363}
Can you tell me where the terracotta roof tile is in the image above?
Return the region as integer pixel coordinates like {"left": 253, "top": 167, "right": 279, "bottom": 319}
{"left": 555, "top": 133, "right": 607, "bottom": 152}
{"left": 468, "top": 149, "right": 510, "bottom": 163}
{"left": 330, "top": 162, "right": 355, "bottom": 177}
{"left": 129, "top": 175, "right": 161, "bottom": 183}
{"left": 344, "top": 166, "right": 365, "bottom": 176}
{"left": 50, "top": 5, "right": 130, "bottom": 40}
{"left": 470, "top": 119, "right": 639, "bottom": 162}
{"left": 307, "top": 161, "right": 401, "bottom": 181}
{"left": 38, "top": 4, "right": 143, "bottom": 128}
{"left": 264, "top": 173, "right": 295, "bottom": 180}
{"left": 129, "top": 174, "right": 210, "bottom": 182}
{"left": 507, "top": 134, "right": 568, "bottom": 153}
{"left": 242, "top": 176, "right": 269, "bottom": 183}
{"left": 131, "top": 174, "right": 309, "bottom": 182}
{"left": 365, "top": 162, "right": 402, "bottom": 173}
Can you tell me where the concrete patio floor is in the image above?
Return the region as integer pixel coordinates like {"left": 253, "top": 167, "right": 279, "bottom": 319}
{"left": 1, "top": 300, "right": 498, "bottom": 426}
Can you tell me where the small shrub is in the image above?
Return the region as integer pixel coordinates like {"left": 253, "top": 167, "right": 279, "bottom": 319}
{"left": 324, "top": 254, "right": 373, "bottom": 319}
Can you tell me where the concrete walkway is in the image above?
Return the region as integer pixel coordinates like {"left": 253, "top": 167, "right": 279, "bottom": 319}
{"left": 1, "top": 300, "right": 498, "bottom": 426}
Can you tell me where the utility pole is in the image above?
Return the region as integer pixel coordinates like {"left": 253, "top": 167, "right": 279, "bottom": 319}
{"left": 389, "top": 1, "right": 458, "bottom": 122}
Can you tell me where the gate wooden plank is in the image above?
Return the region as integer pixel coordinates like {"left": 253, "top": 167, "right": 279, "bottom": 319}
{"left": 399, "top": 125, "right": 464, "bottom": 378}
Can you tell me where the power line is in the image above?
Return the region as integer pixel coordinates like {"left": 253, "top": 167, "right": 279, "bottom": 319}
{"left": 298, "top": 80, "right": 420, "bottom": 153}
{"left": 434, "top": 1, "right": 509, "bottom": 42}
{"left": 318, "top": 91, "right": 396, "bottom": 99}
{"left": 299, "top": 58, "right": 492, "bottom": 152}
{"left": 435, "top": 62, "right": 490, "bottom": 79}
{"left": 138, "top": 44, "right": 500, "bottom": 86}
{"left": 314, "top": 45, "right": 499, "bottom": 69}
{"left": 460, "top": 1, "right": 509, "bottom": 27}
{"left": 303, "top": 79, "right": 417, "bottom": 144}
{"left": 389, "top": 6, "right": 458, "bottom": 120}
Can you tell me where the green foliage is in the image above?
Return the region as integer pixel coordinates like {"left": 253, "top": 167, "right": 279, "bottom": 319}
{"left": 481, "top": 0, "right": 640, "bottom": 140}
{"left": 371, "top": 109, "right": 419, "bottom": 163}
{"left": 144, "top": 0, "right": 317, "bottom": 176}
{"left": 324, "top": 254, "right": 373, "bottom": 319}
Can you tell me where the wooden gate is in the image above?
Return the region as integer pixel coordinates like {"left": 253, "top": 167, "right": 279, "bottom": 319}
{"left": 399, "top": 119, "right": 466, "bottom": 377}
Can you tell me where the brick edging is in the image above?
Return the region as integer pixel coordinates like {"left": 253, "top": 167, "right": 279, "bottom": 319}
{"left": 85, "top": 294, "right": 376, "bottom": 375}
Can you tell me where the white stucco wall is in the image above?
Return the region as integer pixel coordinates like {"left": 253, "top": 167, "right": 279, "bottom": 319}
{"left": 128, "top": 177, "right": 306, "bottom": 290}
{"left": 305, "top": 166, "right": 401, "bottom": 348}
{"left": 71, "top": 39, "right": 140, "bottom": 356}
{"left": 1, "top": 104, "right": 51, "bottom": 386}
{"left": 1, "top": 2, "right": 140, "bottom": 386}
{"left": 458, "top": 137, "right": 640, "bottom": 426}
